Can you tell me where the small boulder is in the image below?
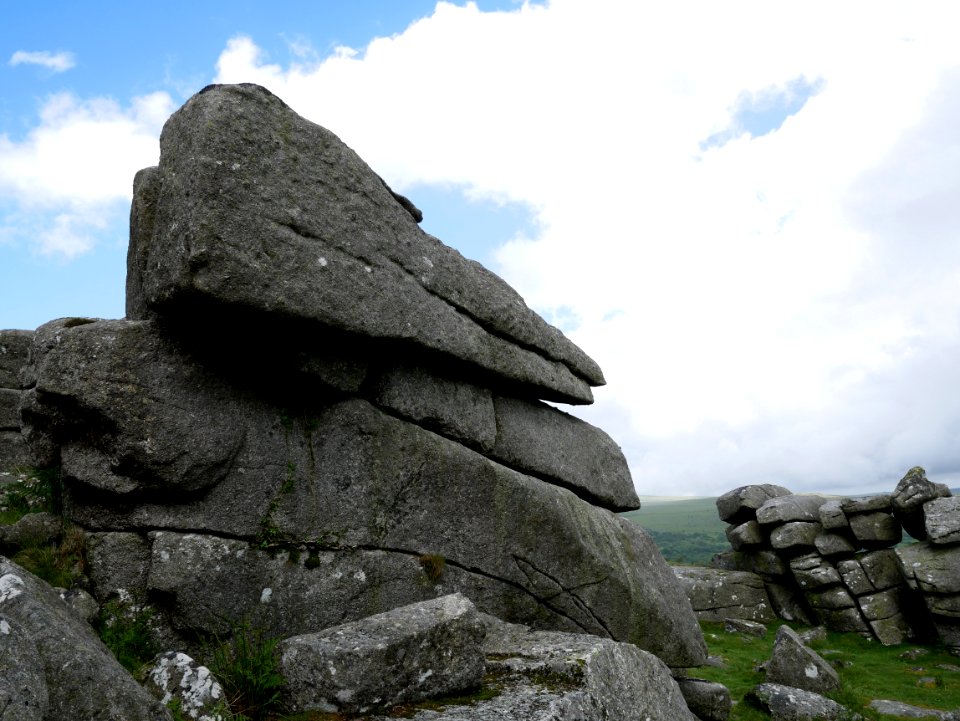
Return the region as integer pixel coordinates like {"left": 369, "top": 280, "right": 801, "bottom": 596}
{"left": 868, "top": 699, "right": 954, "bottom": 720}
{"left": 819, "top": 500, "right": 849, "bottom": 530}
{"left": 765, "top": 625, "right": 840, "bottom": 694}
{"left": 725, "top": 520, "right": 764, "bottom": 550}
{"left": 144, "top": 651, "right": 228, "bottom": 721}
{"left": 757, "top": 495, "right": 825, "bottom": 525}
{"left": 892, "top": 467, "right": 952, "bottom": 540}
{"left": 848, "top": 512, "right": 901, "bottom": 549}
{"left": 770, "top": 521, "right": 822, "bottom": 550}
{"left": 747, "top": 683, "right": 862, "bottom": 721}
{"left": 716, "top": 484, "right": 793, "bottom": 524}
{"left": 724, "top": 618, "right": 767, "bottom": 637}
{"left": 674, "top": 677, "right": 732, "bottom": 721}
{"left": 277, "top": 593, "right": 486, "bottom": 714}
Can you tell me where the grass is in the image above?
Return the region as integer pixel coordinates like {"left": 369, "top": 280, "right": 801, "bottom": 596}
{"left": 621, "top": 496, "right": 728, "bottom": 565}
{"left": 208, "top": 622, "right": 284, "bottom": 721}
{"left": 95, "top": 599, "right": 161, "bottom": 675}
{"left": 694, "top": 620, "right": 960, "bottom": 720}
{"left": 0, "top": 465, "right": 59, "bottom": 524}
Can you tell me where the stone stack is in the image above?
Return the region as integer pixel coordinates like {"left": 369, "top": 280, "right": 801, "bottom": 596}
{"left": 17, "top": 83, "right": 706, "bottom": 669}
{"left": 712, "top": 474, "right": 932, "bottom": 645}
{"left": 0, "top": 329, "right": 33, "bottom": 473}
{"left": 895, "top": 470, "right": 960, "bottom": 649}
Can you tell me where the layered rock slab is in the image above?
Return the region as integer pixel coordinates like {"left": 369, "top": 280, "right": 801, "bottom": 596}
{"left": 25, "top": 318, "right": 704, "bottom": 666}
{"left": 127, "top": 83, "right": 601, "bottom": 405}
{"left": 277, "top": 593, "right": 486, "bottom": 714}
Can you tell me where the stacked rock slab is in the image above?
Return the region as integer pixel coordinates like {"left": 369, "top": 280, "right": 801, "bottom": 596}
{"left": 711, "top": 478, "right": 926, "bottom": 645}
{"left": 0, "top": 330, "right": 33, "bottom": 473}
{"left": 896, "top": 472, "right": 960, "bottom": 649}
{"left": 21, "top": 84, "right": 706, "bottom": 669}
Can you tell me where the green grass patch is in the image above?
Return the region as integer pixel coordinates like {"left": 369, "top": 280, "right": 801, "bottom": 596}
{"left": 208, "top": 622, "right": 284, "bottom": 721}
{"left": 96, "top": 600, "right": 160, "bottom": 675}
{"left": 621, "top": 496, "right": 727, "bottom": 565}
{"left": 694, "top": 620, "right": 960, "bottom": 720}
{"left": 0, "top": 466, "right": 59, "bottom": 524}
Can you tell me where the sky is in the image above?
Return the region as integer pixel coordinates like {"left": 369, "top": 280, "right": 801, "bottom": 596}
{"left": 3, "top": 1, "right": 960, "bottom": 498}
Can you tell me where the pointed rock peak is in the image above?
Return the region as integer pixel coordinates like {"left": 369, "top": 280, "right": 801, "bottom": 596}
{"left": 127, "top": 83, "right": 603, "bottom": 404}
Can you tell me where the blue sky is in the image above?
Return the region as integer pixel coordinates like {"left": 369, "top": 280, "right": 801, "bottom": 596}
{"left": 3, "top": 1, "right": 960, "bottom": 497}
{"left": 1, "top": 0, "right": 536, "bottom": 329}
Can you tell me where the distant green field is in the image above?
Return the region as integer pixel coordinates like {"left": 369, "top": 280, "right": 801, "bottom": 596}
{"left": 620, "top": 496, "right": 728, "bottom": 566}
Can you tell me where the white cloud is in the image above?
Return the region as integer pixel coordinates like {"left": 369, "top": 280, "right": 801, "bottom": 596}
{"left": 9, "top": 50, "right": 76, "bottom": 72}
{"left": 0, "top": 90, "right": 175, "bottom": 256}
{"left": 208, "top": 0, "right": 960, "bottom": 495}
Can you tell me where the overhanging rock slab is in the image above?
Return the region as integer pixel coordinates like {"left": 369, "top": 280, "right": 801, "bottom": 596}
{"left": 127, "top": 83, "right": 601, "bottom": 405}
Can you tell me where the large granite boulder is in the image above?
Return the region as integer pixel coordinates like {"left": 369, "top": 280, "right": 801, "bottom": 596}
{"left": 25, "top": 318, "right": 703, "bottom": 666}
{"left": 126, "top": 83, "right": 601, "bottom": 405}
{"left": 0, "top": 556, "right": 171, "bottom": 721}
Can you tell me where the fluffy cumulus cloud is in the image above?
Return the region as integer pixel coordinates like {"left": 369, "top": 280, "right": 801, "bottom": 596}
{"left": 9, "top": 50, "right": 76, "bottom": 72}
{"left": 9, "top": 0, "right": 953, "bottom": 495}
{"left": 0, "top": 91, "right": 174, "bottom": 254}
{"left": 209, "top": 0, "right": 960, "bottom": 496}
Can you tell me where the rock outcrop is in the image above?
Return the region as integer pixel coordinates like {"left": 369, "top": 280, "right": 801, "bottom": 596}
{"left": 690, "top": 468, "right": 960, "bottom": 650}
{"left": 6, "top": 79, "right": 707, "bottom": 719}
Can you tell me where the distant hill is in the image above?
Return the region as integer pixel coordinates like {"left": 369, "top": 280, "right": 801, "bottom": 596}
{"left": 620, "top": 496, "right": 727, "bottom": 566}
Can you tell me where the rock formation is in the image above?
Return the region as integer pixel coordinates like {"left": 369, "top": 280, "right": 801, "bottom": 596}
{"left": 0, "top": 82, "right": 711, "bottom": 718}
{"left": 0, "top": 330, "right": 32, "bottom": 473}
{"left": 693, "top": 467, "right": 960, "bottom": 649}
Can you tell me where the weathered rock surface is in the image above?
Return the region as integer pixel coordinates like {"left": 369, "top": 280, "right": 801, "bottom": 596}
{"left": 0, "top": 511, "right": 63, "bottom": 550}
{"left": 726, "top": 520, "right": 764, "bottom": 550}
{"left": 145, "top": 651, "right": 227, "bottom": 721}
{"left": 489, "top": 395, "right": 638, "bottom": 511}
{"left": 724, "top": 618, "right": 767, "bottom": 636}
{"left": 0, "top": 611, "right": 48, "bottom": 721}
{"left": 0, "top": 431, "right": 29, "bottom": 473}
{"left": 127, "top": 83, "right": 601, "bottom": 404}
{"left": 673, "top": 566, "right": 776, "bottom": 623}
{"left": 26, "top": 318, "right": 703, "bottom": 665}
{"left": 925, "top": 497, "right": 960, "bottom": 546}
{"left": 0, "top": 388, "right": 19, "bottom": 429}
{"left": 764, "top": 625, "right": 840, "bottom": 694}
{"left": 716, "top": 484, "right": 793, "bottom": 524}
{"left": 0, "top": 330, "right": 33, "bottom": 388}
{"left": 674, "top": 677, "right": 732, "bottom": 721}
{"left": 868, "top": 699, "right": 956, "bottom": 720}
{"left": 892, "top": 467, "right": 952, "bottom": 540}
{"left": 456, "top": 615, "right": 698, "bottom": 721}
{"left": 278, "top": 594, "right": 485, "bottom": 714}
{"left": 848, "top": 511, "right": 901, "bottom": 548}
{"left": 770, "top": 521, "right": 822, "bottom": 550}
{"left": 747, "top": 683, "right": 862, "bottom": 721}
{"left": 757, "top": 495, "right": 826, "bottom": 525}
{"left": 0, "top": 556, "right": 171, "bottom": 721}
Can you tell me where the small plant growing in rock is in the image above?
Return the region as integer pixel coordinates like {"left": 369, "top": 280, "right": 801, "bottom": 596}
{"left": 10, "top": 524, "right": 87, "bottom": 589}
{"left": 208, "top": 622, "right": 283, "bottom": 721}
{"left": 96, "top": 597, "right": 160, "bottom": 675}
{"left": 0, "top": 465, "right": 59, "bottom": 524}
{"left": 419, "top": 553, "right": 446, "bottom": 582}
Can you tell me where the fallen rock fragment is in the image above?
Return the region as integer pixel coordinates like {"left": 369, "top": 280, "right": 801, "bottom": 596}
{"left": 764, "top": 625, "right": 840, "bottom": 694}
{"left": 747, "top": 683, "right": 863, "bottom": 721}
{"left": 277, "top": 594, "right": 486, "bottom": 714}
